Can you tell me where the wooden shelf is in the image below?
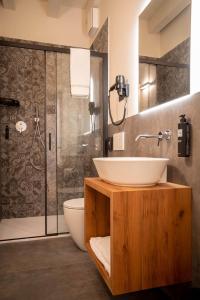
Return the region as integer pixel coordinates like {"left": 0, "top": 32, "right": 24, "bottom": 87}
{"left": 84, "top": 177, "right": 192, "bottom": 295}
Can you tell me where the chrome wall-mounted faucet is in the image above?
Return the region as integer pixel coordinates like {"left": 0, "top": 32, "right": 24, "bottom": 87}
{"left": 135, "top": 129, "right": 172, "bottom": 146}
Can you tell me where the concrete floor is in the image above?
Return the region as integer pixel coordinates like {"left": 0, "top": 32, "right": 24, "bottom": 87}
{"left": 0, "top": 236, "right": 190, "bottom": 300}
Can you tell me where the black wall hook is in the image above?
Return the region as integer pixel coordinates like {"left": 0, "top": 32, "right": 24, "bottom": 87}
{"left": 5, "top": 125, "right": 9, "bottom": 140}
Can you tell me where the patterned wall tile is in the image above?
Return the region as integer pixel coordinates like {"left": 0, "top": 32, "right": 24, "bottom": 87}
{"left": 91, "top": 19, "right": 108, "bottom": 53}
{"left": 0, "top": 46, "right": 46, "bottom": 218}
{"left": 157, "top": 38, "right": 190, "bottom": 104}
{"left": 139, "top": 38, "right": 190, "bottom": 109}
{"left": 46, "top": 105, "right": 56, "bottom": 114}
{"left": 0, "top": 40, "right": 104, "bottom": 225}
{"left": 46, "top": 52, "right": 57, "bottom": 218}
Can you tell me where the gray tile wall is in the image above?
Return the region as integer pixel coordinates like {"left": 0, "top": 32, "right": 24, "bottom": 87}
{"left": 0, "top": 38, "right": 105, "bottom": 222}
{"left": 108, "top": 92, "right": 200, "bottom": 286}
{"left": 91, "top": 19, "right": 108, "bottom": 54}
{"left": 157, "top": 38, "right": 190, "bottom": 104}
{"left": 46, "top": 51, "right": 57, "bottom": 218}
{"left": 0, "top": 46, "right": 46, "bottom": 219}
{"left": 139, "top": 38, "right": 190, "bottom": 110}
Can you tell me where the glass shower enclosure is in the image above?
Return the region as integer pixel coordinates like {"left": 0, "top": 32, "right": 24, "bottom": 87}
{"left": 0, "top": 39, "right": 107, "bottom": 241}
{"left": 46, "top": 51, "right": 107, "bottom": 235}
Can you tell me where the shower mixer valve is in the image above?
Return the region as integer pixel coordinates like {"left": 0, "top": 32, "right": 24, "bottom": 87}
{"left": 34, "top": 117, "right": 40, "bottom": 123}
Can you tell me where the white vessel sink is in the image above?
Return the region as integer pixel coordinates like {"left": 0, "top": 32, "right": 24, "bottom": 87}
{"left": 93, "top": 157, "right": 169, "bottom": 187}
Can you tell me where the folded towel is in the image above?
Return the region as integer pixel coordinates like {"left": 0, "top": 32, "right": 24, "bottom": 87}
{"left": 90, "top": 236, "right": 110, "bottom": 275}
{"left": 70, "top": 48, "right": 90, "bottom": 98}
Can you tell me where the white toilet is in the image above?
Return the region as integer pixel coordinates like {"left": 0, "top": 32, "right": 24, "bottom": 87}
{"left": 63, "top": 198, "right": 85, "bottom": 251}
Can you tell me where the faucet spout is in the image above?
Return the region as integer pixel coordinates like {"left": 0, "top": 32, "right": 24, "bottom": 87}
{"left": 135, "top": 129, "right": 172, "bottom": 145}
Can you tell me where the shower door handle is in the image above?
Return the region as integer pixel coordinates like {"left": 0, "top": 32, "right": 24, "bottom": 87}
{"left": 49, "top": 133, "right": 51, "bottom": 151}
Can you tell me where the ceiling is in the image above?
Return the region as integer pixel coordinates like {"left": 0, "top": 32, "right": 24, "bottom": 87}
{"left": 0, "top": 0, "right": 101, "bottom": 15}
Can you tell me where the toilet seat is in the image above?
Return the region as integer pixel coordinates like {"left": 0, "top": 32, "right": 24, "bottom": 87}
{"left": 63, "top": 198, "right": 84, "bottom": 210}
{"left": 63, "top": 197, "right": 85, "bottom": 250}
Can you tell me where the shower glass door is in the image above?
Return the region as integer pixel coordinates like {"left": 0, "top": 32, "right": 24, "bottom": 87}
{"left": 46, "top": 51, "right": 105, "bottom": 235}
{"left": 57, "top": 53, "right": 104, "bottom": 234}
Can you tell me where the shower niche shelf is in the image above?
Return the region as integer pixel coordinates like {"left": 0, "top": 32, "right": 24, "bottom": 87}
{"left": 84, "top": 178, "right": 192, "bottom": 295}
{"left": 0, "top": 97, "right": 20, "bottom": 107}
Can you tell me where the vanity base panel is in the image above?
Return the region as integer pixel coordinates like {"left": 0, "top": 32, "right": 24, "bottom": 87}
{"left": 84, "top": 178, "right": 192, "bottom": 295}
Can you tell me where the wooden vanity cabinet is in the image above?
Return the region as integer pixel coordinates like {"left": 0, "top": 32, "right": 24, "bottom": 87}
{"left": 84, "top": 178, "right": 192, "bottom": 295}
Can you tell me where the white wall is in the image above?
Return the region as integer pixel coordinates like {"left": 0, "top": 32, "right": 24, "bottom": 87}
{"left": 92, "top": 0, "right": 150, "bottom": 122}
{"left": 0, "top": 0, "right": 90, "bottom": 48}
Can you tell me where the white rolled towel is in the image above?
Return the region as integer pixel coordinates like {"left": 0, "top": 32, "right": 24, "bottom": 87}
{"left": 70, "top": 48, "right": 90, "bottom": 98}
{"left": 90, "top": 236, "right": 110, "bottom": 275}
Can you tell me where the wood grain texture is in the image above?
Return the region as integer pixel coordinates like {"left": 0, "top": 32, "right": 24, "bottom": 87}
{"left": 111, "top": 191, "right": 143, "bottom": 294}
{"left": 141, "top": 188, "right": 192, "bottom": 289}
{"left": 84, "top": 185, "right": 110, "bottom": 243}
{"left": 84, "top": 178, "right": 189, "bottom": 195}
{"left": 84, "top": 178, "right": 192, "bottom": 295}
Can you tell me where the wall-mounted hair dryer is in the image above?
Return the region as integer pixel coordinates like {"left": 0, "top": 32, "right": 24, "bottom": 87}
{"left": 109, "top": 75, "right": 129, "bottom": 101}
{"left": 108, "top": 75, "right": 129, "bottom": 126}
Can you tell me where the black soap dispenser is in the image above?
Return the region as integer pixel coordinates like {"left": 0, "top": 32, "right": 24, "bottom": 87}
{"left": 178, "top": 114, "right": 191, "bottom": 157}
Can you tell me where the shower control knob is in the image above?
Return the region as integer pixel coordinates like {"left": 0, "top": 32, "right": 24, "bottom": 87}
{"left": 16, "top": 121, "right": 27, "bottom": 133}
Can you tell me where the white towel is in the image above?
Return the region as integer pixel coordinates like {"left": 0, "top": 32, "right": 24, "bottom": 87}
{"left": 70, "top": 48, "right": 90, "bottom": 98}
{"left": 90, "top": 236, "right": 110, "bottom": 275}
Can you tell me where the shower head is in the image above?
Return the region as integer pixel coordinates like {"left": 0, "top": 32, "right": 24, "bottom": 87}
{"left": 34, "top": 104, "right": 40, "bottom": 117}
{"left": 34, "top": 104, "right": 40, "bottom": 123}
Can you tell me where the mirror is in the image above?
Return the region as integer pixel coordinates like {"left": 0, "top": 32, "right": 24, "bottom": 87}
{"left": 139, "top": 0, "right": 191, "bottom": 112}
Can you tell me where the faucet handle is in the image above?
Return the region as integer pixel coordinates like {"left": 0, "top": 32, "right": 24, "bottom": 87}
{"left": 163, "top": 129, "right": 172, "bottom": 140}
{"left": 157, "top": 129, "right": 172, "bottom": 146}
